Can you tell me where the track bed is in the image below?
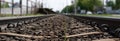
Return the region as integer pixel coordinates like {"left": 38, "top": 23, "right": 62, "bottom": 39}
{"left": 0, "top": 15, "right": 119, "bottom": 41}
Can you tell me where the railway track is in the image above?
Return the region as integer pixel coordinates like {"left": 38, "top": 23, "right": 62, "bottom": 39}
{"left": 0, "top": 15, "right": 120, "bottom": 41}
{"left": 67, "top": 15, "right": 120, "bottom": 38}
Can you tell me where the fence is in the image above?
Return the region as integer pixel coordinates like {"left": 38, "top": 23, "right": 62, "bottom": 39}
{"left": 0, "top": 7, "right": 34, "bottom": 14}
{"left": 0, "top": 0, "right": 41, "bottom": 16}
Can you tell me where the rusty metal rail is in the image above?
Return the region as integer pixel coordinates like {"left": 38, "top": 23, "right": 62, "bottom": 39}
{"left": 0, "top": 15, "right": 53, "bottom": 25}
{"left": 0, "top": 15, "right": 119, "bottom": 41}
{"left": 67, "top": 15, "right": 120, "bottom": 38}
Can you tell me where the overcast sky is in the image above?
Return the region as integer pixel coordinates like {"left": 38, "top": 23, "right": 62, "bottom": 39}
{"left": 5, "top": 0, "right": 72, "bottom": 11}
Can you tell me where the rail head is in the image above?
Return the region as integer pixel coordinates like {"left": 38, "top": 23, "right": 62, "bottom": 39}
{"left": 67, "top": 15, "right": 120, "bottom": 25}
{"left": 0, "top": 15, "right": 54, "bottom": 25}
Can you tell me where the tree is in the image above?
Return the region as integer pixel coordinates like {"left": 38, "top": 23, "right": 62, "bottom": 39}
{"left": 4, "top": 2, "right": 9, "bottom": 8}
{"left": 62, "top": 0, "right": 103, "bottom": 13}
{"left": 78, "top": 0, "right": 102, "bottom": 12}
{"left": 107, "top": 1, "right": 114, "bottom": 7}
{"left": 0, "top": 2, "right": 9, "bottom": 8}
{"left": 106, "top": 1, "right": 117, "bottom": 10}
{"left": 61, "top": 5, "right": 74, "bottom": 13}
{"left": 116, "top": 0, "right": 120, "bottom": 9}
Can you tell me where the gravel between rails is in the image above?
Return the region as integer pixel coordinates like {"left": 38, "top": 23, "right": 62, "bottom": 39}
{"left": 0, "top": 15, "right": 119, "bottom": 41}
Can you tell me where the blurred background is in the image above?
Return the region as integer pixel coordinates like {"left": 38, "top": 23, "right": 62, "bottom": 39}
{"left": 0, "top": 0, "right": 120, "bottom": 16}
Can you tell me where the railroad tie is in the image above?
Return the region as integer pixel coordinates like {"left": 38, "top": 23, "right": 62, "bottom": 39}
{"left": 0, "top": 32, "right": 103, "bottom": 39}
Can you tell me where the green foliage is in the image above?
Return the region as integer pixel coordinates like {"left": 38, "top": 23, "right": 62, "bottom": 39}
{"left": 61, "top": 0, "right": 102, "bottom": 13}
{"left": 115, "top": 0, "right": 120, "bottom": 9}
{"left": 106, "top": 1, "right": 117, "bottom": 10}
{"left": 78, "top": 0, "right": 102, "bottom": 11}
{"left": 61, "top": 5, "right": 74, "bottom": 13}
{"left": 108, "top": 0, "right": 120, "bottom": 10}
{"left": 0, "top": 2, "right": 9, "bottom": 8}
{"left": 107, "top": 1, "right": 115, "bottom": 7}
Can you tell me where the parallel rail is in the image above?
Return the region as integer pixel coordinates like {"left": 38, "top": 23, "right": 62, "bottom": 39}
{"left": 67, "top": 15, "right": 120, "bottom": 37}
{"left": 0, "top": 15, "right": 119, "bottom": 41}
{"left": 0, "top": 15, "right": 53, "bottom": 25}
{"left": 1, "top": 15, "right": 119, "bottom": 37}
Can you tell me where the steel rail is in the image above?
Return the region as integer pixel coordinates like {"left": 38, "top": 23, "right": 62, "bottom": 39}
{"left": 67, "top": 15, "right": 120, "bottom": 38}
{"left": 68, "top": 15, "right": 120, "bottom": 25}
{"left": 0, "top": 15, "right": 53, "bottom": 25}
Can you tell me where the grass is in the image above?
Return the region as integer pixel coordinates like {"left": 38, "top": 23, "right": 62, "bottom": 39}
{"left": 1, "top": 13, "right": 120, "bottom": 18}
{"left": 75, "top": 14, "right": 120, "bottom": 18}
{"left": 76, "top": 14, "right": 113, "bottom": 16}
{"left": 0, "top": 14, "right": 44, "bottom": 17}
